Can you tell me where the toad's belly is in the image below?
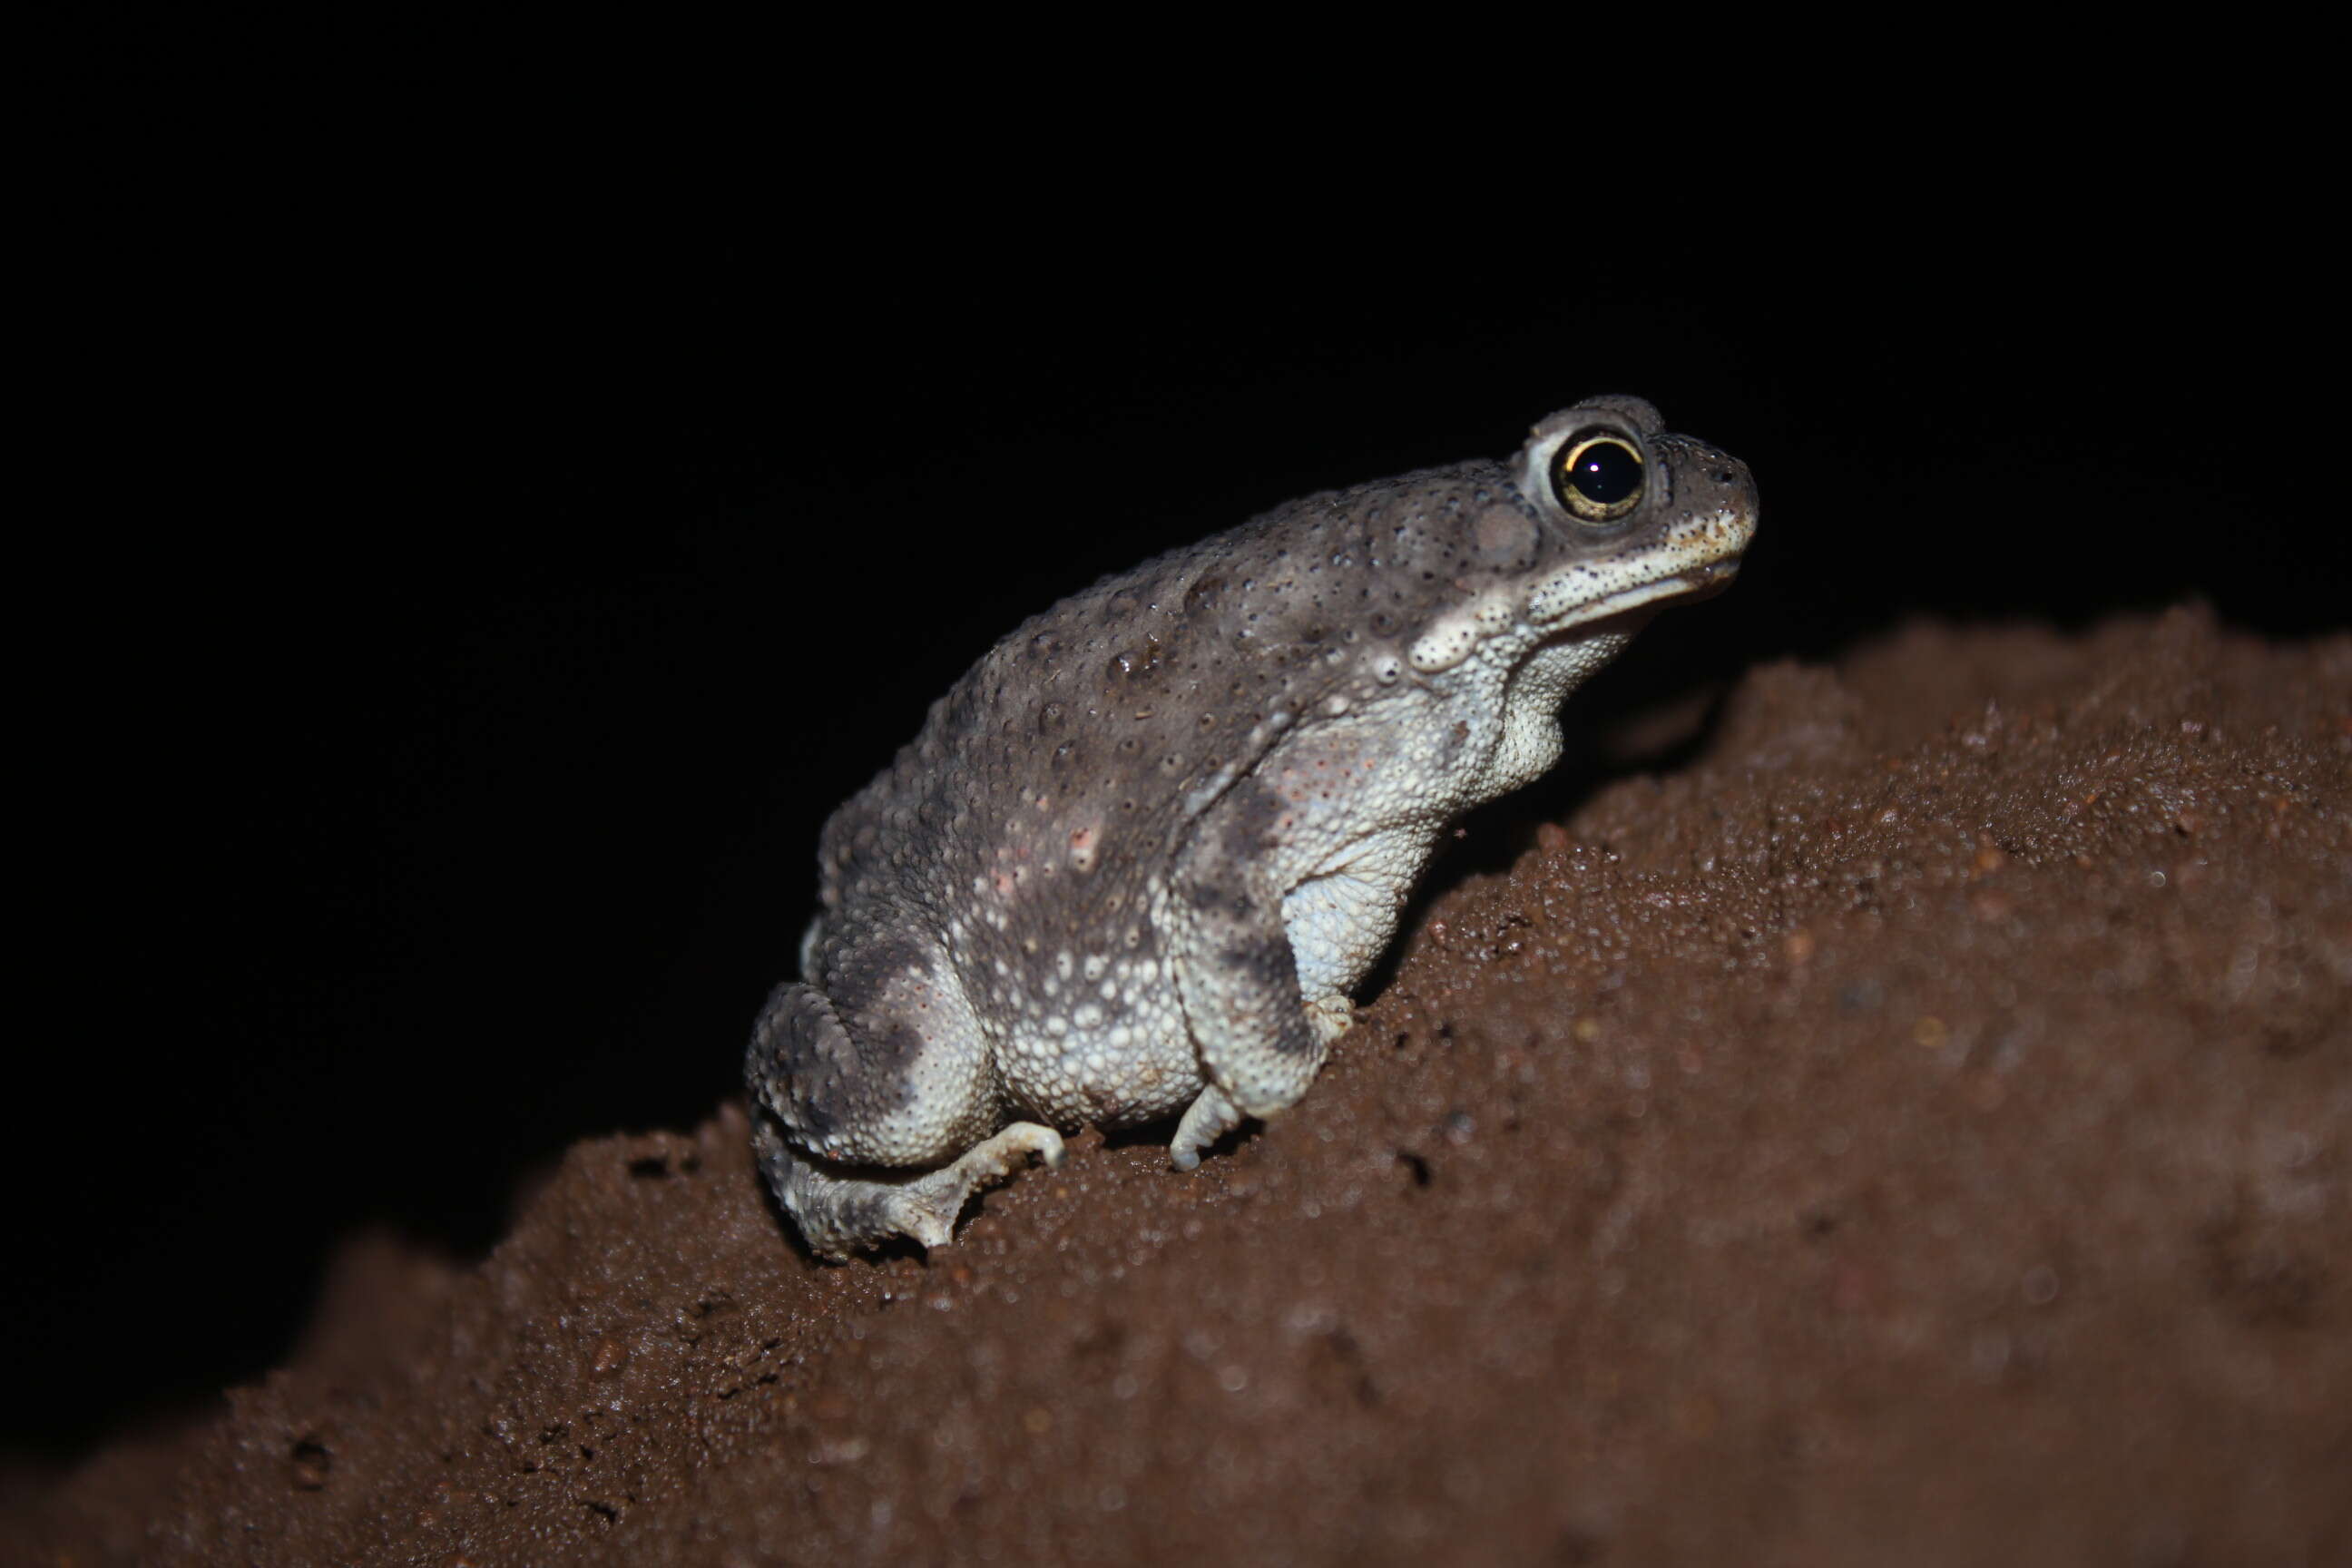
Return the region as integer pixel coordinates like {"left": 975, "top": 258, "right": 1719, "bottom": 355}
{"left": 995, "top": 1000, "right": 1202, "bottom": 1129}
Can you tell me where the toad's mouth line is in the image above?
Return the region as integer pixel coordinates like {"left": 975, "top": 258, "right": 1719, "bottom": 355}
{"left": 1532, "top": 558, "right": 1742, "bottom": 634}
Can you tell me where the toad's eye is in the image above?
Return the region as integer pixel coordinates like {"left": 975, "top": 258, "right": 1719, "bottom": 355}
{"left": 1549, "top": 427, "right": 1644, "bottom": 524}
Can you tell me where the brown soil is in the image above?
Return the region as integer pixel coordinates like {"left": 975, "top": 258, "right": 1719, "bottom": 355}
{"left": 11, "top": 608, "right": 2348, "bottom": 1567}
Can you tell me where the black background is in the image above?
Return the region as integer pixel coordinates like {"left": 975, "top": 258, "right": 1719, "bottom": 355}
{"left": 15, "top": 138, "right": 2336, "bottom": 1461}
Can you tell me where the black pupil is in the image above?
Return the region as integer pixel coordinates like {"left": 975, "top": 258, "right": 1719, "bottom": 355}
{"left": 1562, "top": 437, "right": 1640, "bottom": 505}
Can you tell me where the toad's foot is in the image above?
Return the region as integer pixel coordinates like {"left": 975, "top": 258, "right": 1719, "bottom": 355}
{"left": 1169, "top": 996, "right": 1353, "bottom": 1172}
{"left": 886, "top": 1122, "right": 1068, "bottom": 1249}
{"left": 1170, "top": 1083, "right": 1244, "bottom": 1171}
{"left": 1306, "top": 993, "right": 1355, "bottom": 1045}
{"left": 756, "top": 1117, "right": 1064, "bottom": 1259}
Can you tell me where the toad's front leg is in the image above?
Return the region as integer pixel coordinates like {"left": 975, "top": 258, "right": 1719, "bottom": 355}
{"left": 1165, "top": 828, "right": 1337, "bottom": 1167}
{"left": 1167, "top": 992, "right": 1353, "bottom": 1169}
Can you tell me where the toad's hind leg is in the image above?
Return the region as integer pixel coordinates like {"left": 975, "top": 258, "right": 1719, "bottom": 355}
{"left": 744, "top": 967, "right": 1058, "bottom": 1258}
{"left": 750, "top": 1110, "right": 1064, "bottom": 1259}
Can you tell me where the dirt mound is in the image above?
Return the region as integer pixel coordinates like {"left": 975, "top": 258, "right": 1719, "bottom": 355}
{"left": 12, "top": 609, "right": 2347, "bottom": 1566}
